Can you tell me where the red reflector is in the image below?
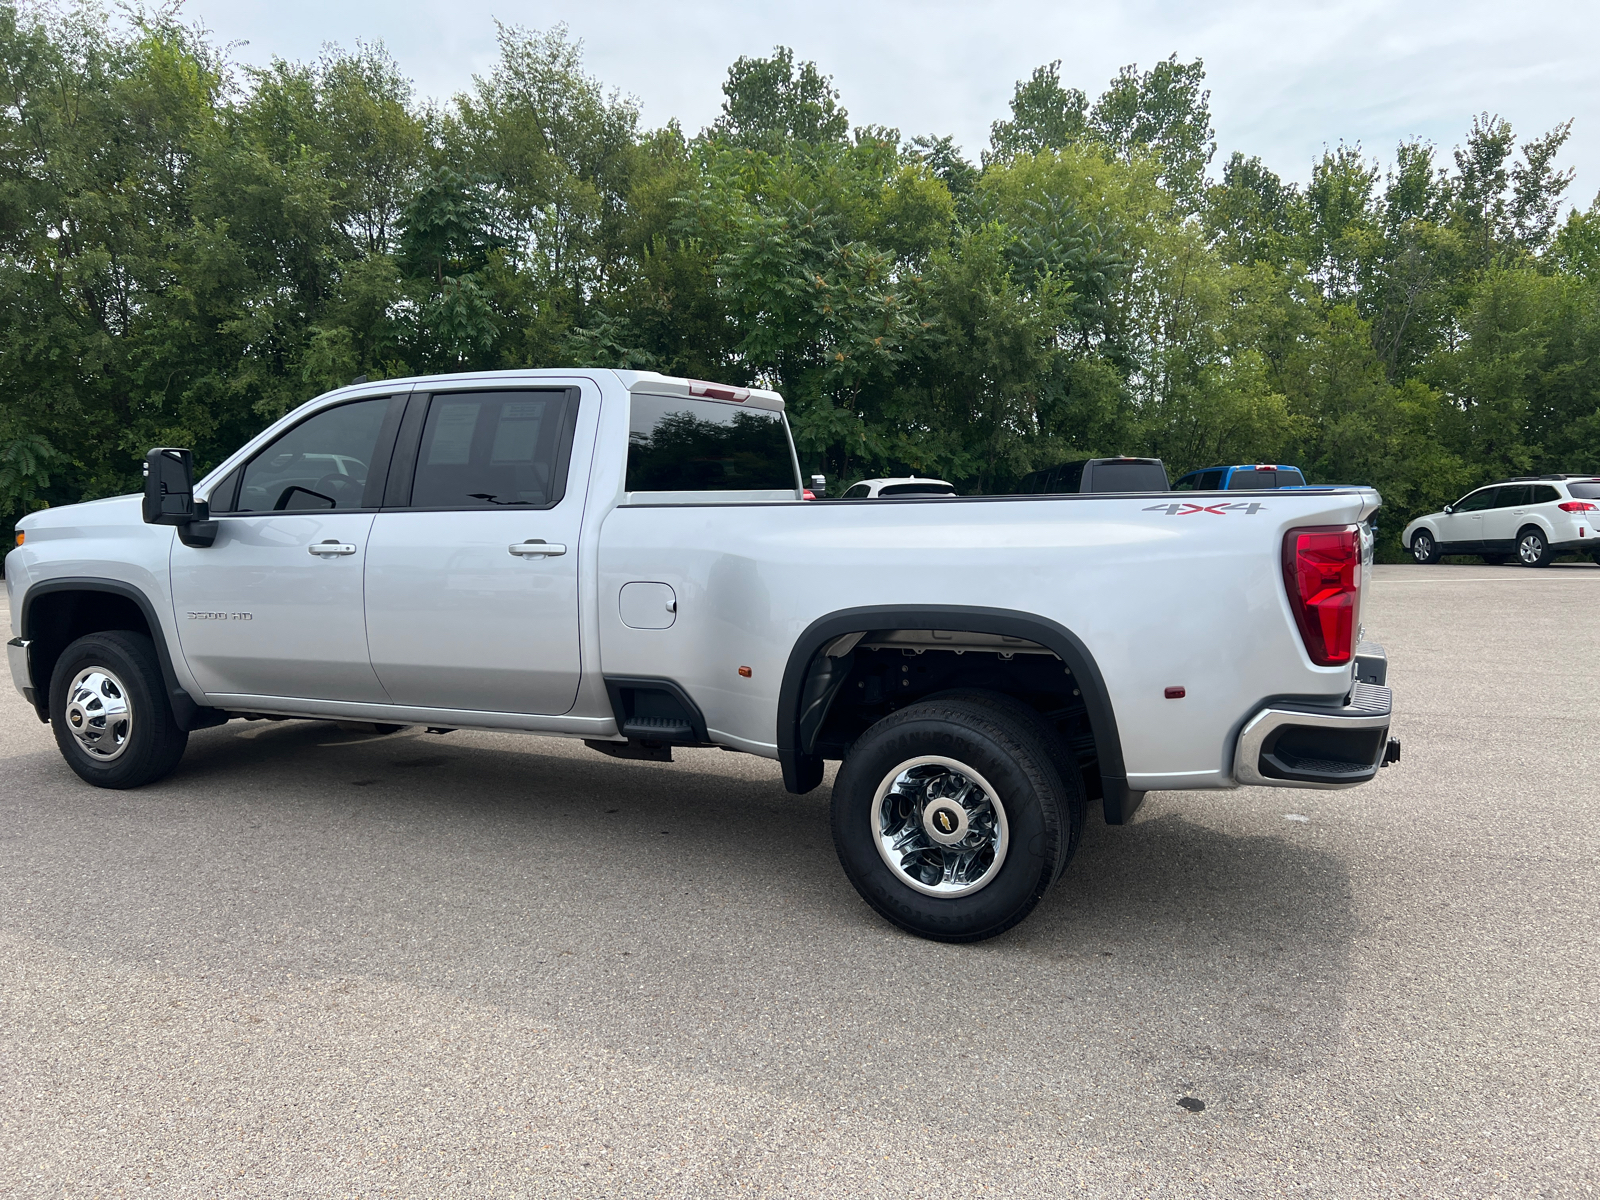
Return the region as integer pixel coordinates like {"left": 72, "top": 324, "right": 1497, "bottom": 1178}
{"left": 1283, "top": 526, "right": 1361, "bottom": 667}
{"left": 687, "top": 380, "right": 749, "bottom": 402}
{"left": 1558, "top": 500, "right": 1596, "bottom": 512}
{"left": 1164, "top": 686, "right": 1186, "bottom": 699}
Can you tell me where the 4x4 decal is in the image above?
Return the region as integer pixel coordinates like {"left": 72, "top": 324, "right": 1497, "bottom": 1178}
{"left": 1144, "top": 501, "right": 1266, "bottom": 515}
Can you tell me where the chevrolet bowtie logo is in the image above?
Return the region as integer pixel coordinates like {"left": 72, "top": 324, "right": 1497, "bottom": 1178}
{"left": 937, "top": 811, "right": 953, "bottom": 832}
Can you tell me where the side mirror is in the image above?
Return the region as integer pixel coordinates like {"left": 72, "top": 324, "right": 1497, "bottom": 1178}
{"left": 810, "top": 474, "right": 827, "bottom": 497}
{"left": 1442, "top": 504, "right": 1453, "bottom": 514}
{"left": 142, "top": 447, "right": 217, "bottom": 547}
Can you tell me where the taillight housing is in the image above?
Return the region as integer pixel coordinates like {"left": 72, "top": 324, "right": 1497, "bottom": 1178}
{"left": 1558, "top": 500, "right": 1596, "bottom": 513}
{"left": 1283, "top": 525, "right": 1361, "bottom": 666}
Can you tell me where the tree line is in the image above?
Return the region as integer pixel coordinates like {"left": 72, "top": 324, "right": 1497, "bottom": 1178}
{"left": 3, "top": 4, "right": 1598, "bottom": 554}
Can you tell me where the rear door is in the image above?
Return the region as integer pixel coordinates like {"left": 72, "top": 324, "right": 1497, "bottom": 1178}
{"left": 362, "top": 387, "right": 589, "bottom": 714}
{"left": 1482, "top": 485, "right": 1529, "bottom": 550}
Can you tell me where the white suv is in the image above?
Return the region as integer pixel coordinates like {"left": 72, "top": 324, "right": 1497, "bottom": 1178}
{"left": 1403, "top": 476, "right": 1600, "bottom": 566}
{"left": 838, "top": 476, "right": 957, "bottom": 499}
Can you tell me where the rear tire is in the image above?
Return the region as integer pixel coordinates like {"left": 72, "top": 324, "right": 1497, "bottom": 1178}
{"left": 920, "top": 689, "right": 1086, "bottom": 882}
{"left": 50, "top": 631, "right": 188, "bottom": 789}
{"left": 1517, "top": 527, "right": 1553, "bottom": 568}
{"left": 1410, "top": 531, "right": 1440, "bottom": 564}
{"left": 831, "top": 696, "right": 1068, "bottom": 942}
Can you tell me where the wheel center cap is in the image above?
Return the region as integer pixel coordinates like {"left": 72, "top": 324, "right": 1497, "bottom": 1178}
{"left": 923, "top": 800, "right": 970, "bottom": 845}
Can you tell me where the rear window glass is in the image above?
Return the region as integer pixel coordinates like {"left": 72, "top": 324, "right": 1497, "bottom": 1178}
{"left": 1277, "top": 468, "right": 1306, "bottom": 486}
{"left": 1088, "top": 461, "right": 1168, "bottom": 492}
{"left": 879, "top": 483, "right": 956, "bottom": 497}
{"left": 627, "top": 395, "right": 796, "bottom": 492}
{"left": 1566, "top": 482, "right": 1600, "bottom": 500}
{"left": 1228, "top": 469, "right": 1279, "bottom": 490}
{"left": 1528, "top": 485, "right": 1559, "bottom": 503}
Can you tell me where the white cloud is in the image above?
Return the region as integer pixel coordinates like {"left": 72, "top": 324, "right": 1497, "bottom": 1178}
{"left": 185, "top": 0, "right": 1600, "bottom": 200}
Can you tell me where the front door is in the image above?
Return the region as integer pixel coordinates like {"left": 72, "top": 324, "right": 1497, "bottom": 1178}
{"left": 1435, "top": 487, "right": 1495, "bottom": 551}
{"left": 171, "top": 394, "right": 404, "bottom": 702}
{"left": 363, "top": 388, "right": 587, "bottom": 714}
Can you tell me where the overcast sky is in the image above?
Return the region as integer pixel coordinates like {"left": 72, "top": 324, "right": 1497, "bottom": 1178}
{"left": 183, "top": 0, "right": 1600, "bottom": 204}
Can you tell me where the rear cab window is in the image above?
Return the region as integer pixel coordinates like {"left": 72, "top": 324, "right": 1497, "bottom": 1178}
{"left": 1085, "top": 460, "right": 1168, "bottom": 492}
{"left": 626, "top": 394, "right": 800, "bottom": 501}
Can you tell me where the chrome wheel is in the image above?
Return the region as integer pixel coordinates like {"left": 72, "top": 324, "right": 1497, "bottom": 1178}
{"left": 871, "top": 756, "right": 1009, "bottom": 897}
{"left": 1412, "top": 533, "right": 1432, "bottom": 562}
{"left": 64, "top": 666, "right": 133, "bottom": 761}
{"left": 1519, "top": 533, "right": 1544, "bottom": 564}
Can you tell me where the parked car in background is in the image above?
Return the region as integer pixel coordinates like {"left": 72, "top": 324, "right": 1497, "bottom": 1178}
{"left": 838, "top": 476, "right": 957, "bottom": 499}
{"left": 1016, "top": 457, "right": 1169, "bottom": 494}
{"left": 1173, "top": 464, "right": 1308, "bottom": 490}
{"left": 1402, "top": 476, "right": 1600, "bottom": 566}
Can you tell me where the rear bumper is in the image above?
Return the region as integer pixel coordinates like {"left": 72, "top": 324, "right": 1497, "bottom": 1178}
{"left": 1233, "top": 679, "right": 1394, "bottom": 790}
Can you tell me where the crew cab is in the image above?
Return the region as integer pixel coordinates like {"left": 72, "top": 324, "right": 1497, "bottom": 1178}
{"left": 6, "top": 370, "right": 1398, "bottom": 942}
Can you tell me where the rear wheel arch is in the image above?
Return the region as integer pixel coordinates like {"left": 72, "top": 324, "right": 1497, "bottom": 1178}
{"left": 775, "top": 604, "right": 1140, "bottom": 823}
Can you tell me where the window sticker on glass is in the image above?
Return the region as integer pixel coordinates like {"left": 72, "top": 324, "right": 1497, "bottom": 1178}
{"left": 426, "top": 403, "right": 479, "bottom": 466}
{"left": 490, "top": 403, "right": 544, "bottom": 464}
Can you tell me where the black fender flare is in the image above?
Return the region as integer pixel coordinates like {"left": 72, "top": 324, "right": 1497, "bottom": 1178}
{"left": 19, "top": 577, "right": 224, "bottom": 731}
{"left": 776, "top": 604, "right": 1143, "bottom": 824}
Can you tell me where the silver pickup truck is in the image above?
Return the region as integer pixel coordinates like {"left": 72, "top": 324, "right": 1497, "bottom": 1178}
{"left": 6, "top": 369, "right": 1397, "bottom": 941}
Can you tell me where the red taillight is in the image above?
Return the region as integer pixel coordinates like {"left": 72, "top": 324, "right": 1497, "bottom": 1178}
{"left": 1558, "top": 501, "right": 1596, "bottom": 513}
{"left": 802, "top": 489, "right": 816, "bottom": 500}
{"left": 1283, "top": 526, "right": 1361, "bottom": 666}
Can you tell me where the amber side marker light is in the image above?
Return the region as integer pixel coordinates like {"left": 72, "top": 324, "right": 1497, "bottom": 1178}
{"left": 737, "top": 665, "right": 753, "bottom": 678}
{"left": 12, "top": 531, "right": 21, "bottom": 546}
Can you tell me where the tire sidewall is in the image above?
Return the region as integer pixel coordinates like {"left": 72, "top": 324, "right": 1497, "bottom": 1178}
{"left": 832, "top": 705, "right": 1059, "bottom": 942}
{"left": 50, "top": 632, "right": 186, "bottom": 788}
{"left": 1518, "top": 527, "right": 1550, "bottom": 567}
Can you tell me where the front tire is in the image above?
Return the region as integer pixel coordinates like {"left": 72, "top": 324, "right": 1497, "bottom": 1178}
{"left": 1410, "top": 530, "right": 1440, "bottom": 564}
{"left": 831, "top": 697, "right": 1069, "bottom": 942}
{"left": 1517, "top": 527, "right": 1553, "bottom": 568}
{"left": 50, "top": 631, "right": 188, "bottom": 789}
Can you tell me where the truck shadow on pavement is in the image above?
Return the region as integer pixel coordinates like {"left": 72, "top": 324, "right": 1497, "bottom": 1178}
{"left": 7, "top": 720, "right": 1357, "bottom": 1124}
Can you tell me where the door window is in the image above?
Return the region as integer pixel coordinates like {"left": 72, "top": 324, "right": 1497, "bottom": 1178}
{"left": 1494, "top": 485, "right": 1531, "bottom": 508}
{"left": 1452, "top": 489, "right": 1497, "bottom": 513}
{"left": 407, "top": 391, "right": 578, "bottom": 509}
{"left": 229, "top": 397, "right": 397, "bottom": 512}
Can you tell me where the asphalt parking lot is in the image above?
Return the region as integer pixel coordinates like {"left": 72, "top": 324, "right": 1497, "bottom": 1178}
{"left": 2, "top": 561, "right": 1597, "bottom": 1197}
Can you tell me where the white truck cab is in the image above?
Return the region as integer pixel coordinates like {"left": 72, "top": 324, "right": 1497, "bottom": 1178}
{"left": 7, "top": 369, "right": 1398, "bottom": 941}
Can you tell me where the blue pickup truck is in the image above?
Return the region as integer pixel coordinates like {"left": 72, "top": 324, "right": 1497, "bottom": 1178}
{"left": 1172, "top": 463, "right": 1307, "bottom": 491}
